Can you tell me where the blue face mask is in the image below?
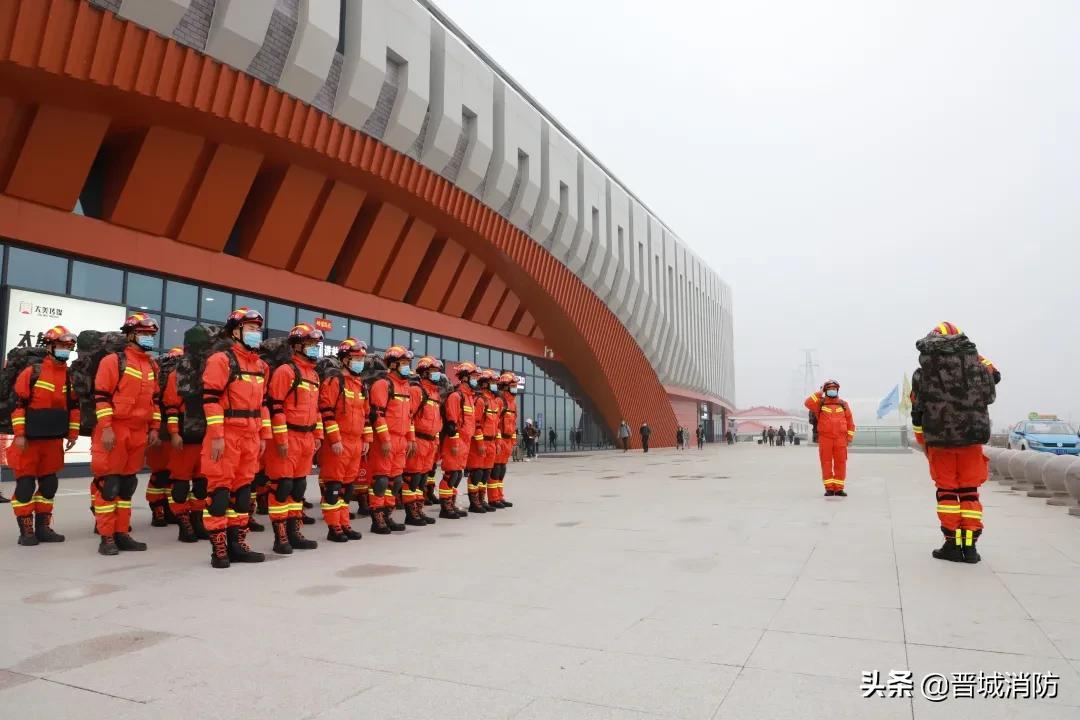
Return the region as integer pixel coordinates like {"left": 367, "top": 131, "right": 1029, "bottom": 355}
{"left": 510, "top": 387, "right": 517, "bottom": 395}
{"left": 825, "top": 389, "right": 838, "bottom": 398}
{"left": 242, "top": 330, "right": 262, "bottom": 349}
{"left": 430, "top": 371, "right": 442, "bottom": 383}
{"left": 489, "top": 383, "right": 498, "bottom": 393}
{"left": 349, "top": 360, "right": 365, "bottom": 374}
{"left": 303, "top": 345, "right": 319, "bottom": 360}
{"left": 136, "top": 335, "right": 155, "bottom": 350}
{"left": 398, "top": 365, "right": 411, "bottom": 378}
{"left": 469, "top": 378, "right": 478, "bottom": 389}
{"left": 53, "top": 348, "right": 71, "bottom": 361}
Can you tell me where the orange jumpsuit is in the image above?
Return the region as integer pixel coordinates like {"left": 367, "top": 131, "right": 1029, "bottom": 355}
{"left": 8, "top": 356, "right": 80, "bottom": 521}
{"left": 805, "top": 392, "right": 855, "bottom": 492}
{"left": 405, "top": 379, "right": 442, "bottom": 512}
{"left": 265, "top": 357, "right": 322, "bottom": 523}
{"left": 438, "top": 385, "right": 476, "bottom": 507}
{"left": 161, "top": 371, "right": 207, "bottom": 527}
{"left": 491, "top": 391, "right": 518, "bottom": 503}
{"left": 367, "top": 373, "right": 414, "bottom": 511}
{"left": 318, "top": 369, "right": 371, "bottom": 529}
{"left": 199, "top": 343, "right": 271, "bottom": 532}
{"left": 91, "top": 346, "right": 161, "bottom": 538}
{"left": 144, "top": 377, "right": 173, "bottom": 524}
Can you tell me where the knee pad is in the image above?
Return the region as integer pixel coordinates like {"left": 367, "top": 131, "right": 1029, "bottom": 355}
{"left": 151, "top": 470, "right": 171, "bottom": 486}
{"left": 233, "top": 484, "right": 252, "bottom": 513}
{"left": 171, "top": 480, "right": 191, "bottom": 505}
{"left": 390, "top": 475, "right": 404, "bottom": 493}
{"left": 208, "top": 487, "right": 230, "bottom": 516}
{"left": 100, "top": 475, "right": 121, "bottom": 501}
{"left": 470, "top": 469, "right": 484, "bottom": 485}
{"left": 273, "top": 479, "right": 294, "bottom": 503}
{"left": 452, "top": 470, "right": 464, "bottom": 488}
{"left": 252, "top": 472, "right": 268, "bottom": 489}
{"left": 342, "top": 484, "right": 356, "bottom": 503}
{"left": 14, "top": 476, "right": 36, "bottom": 504}
{"left": 372, "top": 475, "right": 389, "bottom": 496}
{"left": 119, "top": 474, "right": 139, "bottom": 499}
{"left": 291, "top": 476, "right": 308, "bottom": 502}
{"left": 191, "top": 477, "right": 208, "bottom": 499}
{"left": 410, "top": 473, "right": 425, "bottom": 491}
{"left": 38, "top": 473, "right": 59, "bottom": 498}
{"left": 322, "top": 481, "right": 342, "bottom": 504}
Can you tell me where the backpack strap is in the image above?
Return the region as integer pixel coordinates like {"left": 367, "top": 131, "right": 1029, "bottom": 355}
{"left": 16, "top": 362, "right": 44, "bottom": 409}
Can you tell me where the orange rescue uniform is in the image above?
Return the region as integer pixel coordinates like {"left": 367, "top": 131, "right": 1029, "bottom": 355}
{"left": 804, "top": 391, "right": 856, "bottom": 492}
{"left": 318, "top": 369, "right": 372, "bottom": 527}
{"left": 265, "top": 357, "right": 322, "bottom": 522}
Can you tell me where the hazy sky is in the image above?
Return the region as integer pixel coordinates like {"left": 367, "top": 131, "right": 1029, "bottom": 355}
{"left": 435, "top": 0, "right": 1080, "bottom": 430}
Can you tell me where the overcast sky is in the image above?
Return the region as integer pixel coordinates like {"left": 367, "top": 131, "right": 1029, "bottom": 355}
{"left": 435, "top": 0, "right": 1080, "bottom": 430}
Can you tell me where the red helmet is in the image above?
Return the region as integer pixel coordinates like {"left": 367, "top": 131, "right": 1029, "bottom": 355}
{"left": 454, "top": 361, "right": 478, "bottom": 378}
{"left": 42, "top": 325, "right": 76, "bottom": 345}
{"left": 163, "top": 346, "right": 184, "bottom": 359}
{"left": 288, "top": 323, "right": 323, "bottom": 343}
{"left": 497, "top": 371, "right": 517, "bottom": 386}
{"left": 415, "top": 356, "right": 443, "bottom": 373}
{"left": 337, "top": 337, "right": 368, "bottom": 358}
{"left": 122, "top": 313, "right": 158, "bottom": 333}
{"left": 822, "top": 379, "right": 840, "bottom": 391}
{"left": 931, "top": 321, "right": 963, "bottom": 336}
{"left": 225, "top": 306, "right": 264, "bottom": 331}
{"left": 383, "top": 345, "right": 413, "bottom": 363}
{"left": 479, "top": 368, "right": 497, "bottom": 383}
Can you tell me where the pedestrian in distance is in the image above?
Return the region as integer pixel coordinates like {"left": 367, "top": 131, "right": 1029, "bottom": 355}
{"left": 767, "top": 426, "right": 775, "bottom": 446}
{"left": 696, "top": 425, "right": 704, "bottom": 450}
{"left": 805, "top": 380, "right": 856, "bottom": 496}
{"left": 639, "top": 421, "right": 651, "bottom": 452}
{"left": 776, "top": 427, "right": 784, "bottom": 447}
{"left": 548, "top": 427, "right": 557, "bottom": 451}
{"left": 787, "top": 426, "right": 795, "bottom": 446}
{"left": 618, "top": 420, "right": 631, "bottom": 452}
{"left": 676, "top": 427, "right": 684, "bottom": 450}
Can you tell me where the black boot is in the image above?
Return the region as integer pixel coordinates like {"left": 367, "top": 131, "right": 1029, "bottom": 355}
{"left": 190, "top": 510, "right": 210, "bottom": 540}
{"left": 301, "top": 512, "right": 316, "bottom": 525}
{"left": 963, "top": 542, "right": 982, "bottom": 564}
{"left": 162, "top": 500, "right": 179, "bottom": 525}
{"left": 16, "top": 515, "right": 38, "bottom": 546}
{"left": 424, "top": 485, "right": 438, "bottom": 506}
{"left": 468, "top": 492, "right": 487, "bottom": 514}
{"left": 385, "top": 507, "right": 406, "bottom": 532}
{"left": 405, "top": 501, "right": 427, "bottom": 527}
{"left": 114, "top": 532, "right": 148, "bottom": 551}
{"left": 419, "top": 503, "right": 437, "bottom": 524}
{"left": 227, "top": 526, "right": 265, "bottom": 562}
{"left": 34, "top": 513, "right": 64, "bottom": 542}
{"left": 439, "top": 498, "right": 460, "bottom": 519}
{"left": 209, "top": 529, "right": 230, "bottom": 568}
{"left": 500, "top": 497, "right": 514, "bottom": 508}
{"left": 370, "top": 506, "right": 391, "bottom": 535}
{"left": 0, "top": 491, "right": 9, "bottom": 503}
{"left": 824, "top": 489, "right": 835, "bottom": 497}
{"left": 150, "top": 502, "right": 169, "bottom": 528}
{"left": 98, "top": 535, "right": 119, "bottom": 556}
{"left": 247, "top": 515, "right": 265, "bottom": 532}
{"left": 176, "top": 513, "right": 198, "bottom": 543}
{"left": 342, "top": 523, "right": 362, "bottom": 540}
{"left": 355, "top": 494, "right": 371, "bottom": 518}
{"left": 835, "top": 489, "right": 848, "bottom": 497}
{"left": 287, "top": 518, "right": 318, "bottom": 549}
{"left": 326, "top": 524, "right": 349, "bottom": 542}
{"left": 932, "top": 538, "right": 965, "bottom": 562}
{"left": 272, "top": 520, "right": 293, "bottom": 555}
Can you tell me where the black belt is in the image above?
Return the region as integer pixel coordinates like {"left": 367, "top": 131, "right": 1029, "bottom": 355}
{"left": 287, "top": 423, "right": 317, "bottom": 433}
{"left": 483, "top": 435, "right": 496, "bottom": 442}
{"left": 224, "top": 409, "right": 261, "bottom": 418}
{"left": 415, "top": 431, "right": 438, "bottom": 441}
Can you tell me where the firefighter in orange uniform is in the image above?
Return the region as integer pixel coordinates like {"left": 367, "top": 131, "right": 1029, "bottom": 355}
{"left": 404, "top": 356, "right": 443, "bottom": 527}
{"left": 8, "top": 325, "right": 80, "bottom": 546}
{"left": 491, "top": 371, "right": 519, "bottom": 509}
{"left": 91, "top": 314, "right": 161, "bottom": 556}
{"left": 317, "top": 338, "right": 372, "bottom": 542}
{"left": 160, "top": 347, "right": 210, "bottom": 544}
{"left": 200, "top": 308, "right": 271, "bottom": 568}
{"left": 145, "top": 348, "right": 182, "bottom": 528}
{"left": 466, "top": 369, "right": 498, "bottom": 513}
{"left": 805, "top": 379, "right": 856, "bottom": 497}
{"left": 437, "top": 362, "right": 479, "bottom": 519}
{"left": 367, "top": 346, "right": 416, "bottom": 534}
{"left": 265, "top": 324, "right": 324, "bottom": 554}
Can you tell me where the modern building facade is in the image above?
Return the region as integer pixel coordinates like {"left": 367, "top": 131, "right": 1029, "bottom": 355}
{"left": 0, "top": 0, "right": 735, "bottom": 448}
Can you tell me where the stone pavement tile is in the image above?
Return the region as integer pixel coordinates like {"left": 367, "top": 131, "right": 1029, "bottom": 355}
{"left": 0, "top": 678, "right": 154, "bottom": 720}
{"left": 518, "top": 652, "right": 738, "bottom": 720}
{"left": 996, "top": 573, "right": 1080, "bottom": 623}
{"left": 1036, "top": 620, "right": 1080, "bottom": 661}
{"left": 905, "top": 643, "right": 1080, "bottom": 708}
{"left": 511, "top": 697, "right": 671, "bottom": 719}
{"left": 713, "top": 667, "right": 911, "bottom": 720}
{"left": 744, "top": 630, "right": 908, "bottom": 682}
{"left": 784, "top": 577, "right": 901, "bottom": 610}
{"left": 801, "top": 546, "right": 902, "bottom": 584}
{"left": 312, "top": 674, "right": 535, "bottom": 720}
{"left": 767, "top": 601, "right": 905, "bottom": 643}
{"left": 912, "top": 697, "right": 1080, "bottom": 720}
{"left": 903, "top": 611, "right": 1063, "bottom": 659}
{"left": 646, "top": 587, "right": 785, "bottom": 629}
{"left": 609, "top": 617, "right": 765, "bottom": 666}
{"left": 0, "top": 606, "right": 157, "bottom": 673}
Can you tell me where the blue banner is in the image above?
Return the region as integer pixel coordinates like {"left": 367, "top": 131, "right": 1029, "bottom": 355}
{"left": 877, "top": 384, "right": 900, "bottom": 419}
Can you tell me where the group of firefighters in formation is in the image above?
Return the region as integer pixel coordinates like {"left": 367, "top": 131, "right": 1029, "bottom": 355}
{"left": 804, "top": 321, "right": 1001, "bottom": 564}
{"left": 6, "top": 307, "right": 521, "bottom": 568}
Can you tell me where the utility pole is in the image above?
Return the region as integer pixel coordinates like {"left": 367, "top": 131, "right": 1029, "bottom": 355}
{"left": 801, "top": 349, "right": 819, "bottom": 399}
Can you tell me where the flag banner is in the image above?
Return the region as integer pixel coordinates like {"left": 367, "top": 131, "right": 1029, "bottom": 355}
{"left": 899, "top": 373, "right": 912, "bottom": 414}
{"left": 877, "top": 384, "right": 900, "bottom": 420}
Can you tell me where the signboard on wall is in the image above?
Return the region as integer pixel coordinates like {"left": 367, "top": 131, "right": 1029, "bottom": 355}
{"left": 4, "top": 289, "right": 128, "bottom": 465}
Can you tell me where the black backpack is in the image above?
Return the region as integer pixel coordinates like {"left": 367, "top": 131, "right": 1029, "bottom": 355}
{"left": 0, "top": 346, "right": 51, "bottom": 435}
{"left": 70, "top": 330, "right": 130, "bottom": 437}
{"left": 913, "top": 333, "right": 996, "bottom": 447}
{"left": 259, "top": 337, "right": 316, "bottom": 409}
{"left": 175, "top": 324, "right": 237, "bottom": 444}
{"left": 155, "top": 352, "right": 183, "bottom": 441}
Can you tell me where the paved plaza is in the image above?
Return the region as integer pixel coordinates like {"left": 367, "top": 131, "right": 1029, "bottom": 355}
{"left": 1, "top": 445, "right": 1079, "bottom": 719}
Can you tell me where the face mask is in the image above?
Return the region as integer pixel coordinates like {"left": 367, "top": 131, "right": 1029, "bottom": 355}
{"left": 53, "top": 348, "right": 71, "bottom": 361}
{"left": 469, "top": 379, "right": 478, "bottom": 389}
{"left": 242, "top": 331, "right": 262, "bottom": 349}
{"left": 303, "top": 346, "right": 319, "bottom": 360}
{"left": 398, "top": 365, "right": 411, "bottom": 378}
{"left": 430, "top": 371, "right": 442, "bottom": 383}
{"left": 825, "top": 389, "right": 838, "bottom": 398}
{"left": 489, "top": 383, "right": 498, "bottom": 392}
{"left": 510, "top": 387, "right": 517, "bottom": 395}
{"left": 136, "top": 335, "right": 155, "bottom": 350}
{"left": 349, "top": 360, "right": 365, "bottom": 374}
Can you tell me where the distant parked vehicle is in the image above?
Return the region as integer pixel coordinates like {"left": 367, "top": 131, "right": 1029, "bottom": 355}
{"left": 1007, "top": 414, "right": 1080, "bottom": 455}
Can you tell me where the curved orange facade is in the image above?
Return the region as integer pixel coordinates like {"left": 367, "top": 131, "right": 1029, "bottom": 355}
{"left": 0, "top": 0, "right": 681, "bottom": 444}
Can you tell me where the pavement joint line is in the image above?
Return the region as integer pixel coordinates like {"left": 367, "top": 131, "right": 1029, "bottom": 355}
{"left": 37, "top": 677, "right": 147, "bottom": 704}
{"left": 886, "top": 460, "right": 917, "bottom": 720}
{"left": 903, "top": 640, "right": 1074, "bottom": 661}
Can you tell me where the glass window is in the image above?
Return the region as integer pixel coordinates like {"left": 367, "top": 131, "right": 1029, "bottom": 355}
{"left": 200, "top": 287, "right": 231, "bottom": 322}
{"left": 522, "top": 395, "right": 534, "bottom": 425}
{"left": 162, "top": 315, "right": 195, "bottom": 351}
{"left": 460, "top": 343, "right": 475, "bottom": 366}
{"left": 323, "top": 313, "right": 347, "bottom": 341}
{"left": 546, "top": 379, "right": 555, "bottom": 396}
{"left": 409, "top": 332, "right": 425, "bottom": 357}
{"left": 297, "top": 307, "right": 320, "bottom": 328}
{"left": 546, "top": 397, "right": 557, "bottom": 437}
{"left": 126, "top": 272, "right": 162, "bottom": 311}
{"left": 372, "top": 324, "right": 392, "bottom": 351}
{"left": 442, "top": 339, "right": 458, "bottom": 362}
{"left": 349, "top": 319, "right": 372, "bottom": 344}
{"left": 523, "top": 356, "right": 535, "bottom": 375}
{"left": 234, "top": 295, "right": 266, "bottom": 317}
{"left": 427, "top": 336, "right": 441, "bottom": 361}
{"left": 268, "top": 302, "right": 295, "bottom": 331}
{"left": 474, "top": 346, "right": 489, "bottom": 368}
{"left": 8, "top": 247, "right": 67, "bottom": 294}
{"left": 166, "top": 280, "right": 198, "bottom": 316}
{"left": 512, "top": 354, "right": 522, "bottom": 373}
{"left": 71, "top": 261, "right": 123, "bottom": 303}
{"left": 489, "top": 350, "right": 503, "bottom": 372}
{"left": 392, "top": 328, "right": 409, "bottom": 348}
